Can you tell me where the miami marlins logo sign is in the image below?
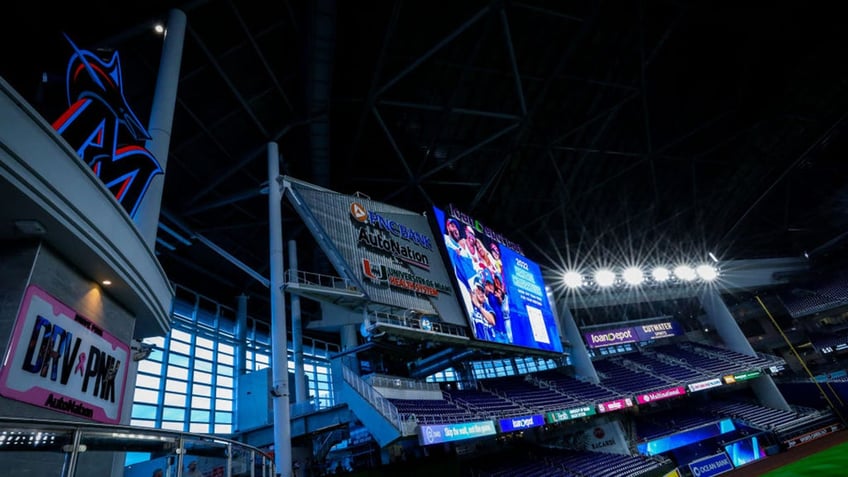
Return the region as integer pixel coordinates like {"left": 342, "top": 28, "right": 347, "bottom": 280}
{"left": 52, "top": 35, "right": 161, "bottom": 219}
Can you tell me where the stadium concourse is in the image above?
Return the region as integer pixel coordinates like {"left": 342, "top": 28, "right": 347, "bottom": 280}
{"left": 4, "top": 2, "right": 848, "bottom": 477}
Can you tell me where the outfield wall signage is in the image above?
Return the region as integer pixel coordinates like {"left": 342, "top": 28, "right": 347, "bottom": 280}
{"left": 784, "top": 423, "right": 843, "bottom": 448}
{"left": 0, "top": 285, "right": 129, "bottom": 423}
{"left": 52, "top": 36, "right": 161, "bottom": 219}
{"left": 636, "top": 386, "right": 686, "bottom": 405}
{"left": 497, "top": 414, "right": 545, "bottom": 433}
{"left": 687, "top": 378, "right": 723, "bottom": 393}
{"left": 687, "top": 452, "right": 733, "bottom": 477}
{"left": 546, "top": 405, "right": 597, "bottom": 423}
{"left": 417, "top": 421, "right": 497, "bottom": 446}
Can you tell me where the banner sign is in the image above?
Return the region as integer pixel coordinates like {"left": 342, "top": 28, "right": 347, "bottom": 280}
{"left": 597, "top": 398, "right": 634, "bottom": 413}
{"left": 0, "top": 285, "right": 129, "bottom": 423}
{"left": 636, "top": 386, "right": 686, "bottom": 404}
{"left": 584, "top": 320, "right": 681, "bottom": 348}
{"left": 688, "top": 452, "right": 734, "bottom": 477}
{"left": 687, "top": 378, "right": 723, "bottom": 393}
{"left": 546, "top": 405, "right": 597, "bottom": 423}
{"left": 722, "top": 370, "right": 761, "bottom": 384}
{"left": 497, "top": 414, "right": 545, "bottom": 433}
{"left": 417, "top": 421, "right": 497, "bottom": 446}
{"left": 784, "top": 423, "right": 843, "bottom": 448}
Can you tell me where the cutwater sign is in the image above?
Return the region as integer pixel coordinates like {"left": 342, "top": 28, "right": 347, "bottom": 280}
{"left": 0, "top": 286, "right": 129, "bottom": 423}
{"left": 418, "top": 421, "right": 496, "bottom": 446}
{"left": 688, "top": 452, "right": 733, "bottom": 477}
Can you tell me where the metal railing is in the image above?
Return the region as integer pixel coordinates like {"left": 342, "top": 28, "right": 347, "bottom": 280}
{"left": 285, "top": 269, "right": 360, "bottom": 294}
{"left": 0, "top": 417, "right": 274, "bottom": 477}
{"left": 368, "top": 310, "right": 469, "bottom": 338}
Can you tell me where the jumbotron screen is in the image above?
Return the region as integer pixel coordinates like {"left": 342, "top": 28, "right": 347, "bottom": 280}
{"left": 432, "top": 205, "right": 563, "bottom": 353}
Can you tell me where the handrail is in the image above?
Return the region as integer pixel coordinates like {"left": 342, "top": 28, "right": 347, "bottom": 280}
{"left": 0, "top": 417, "right": 274, "bottom": 477}
{"left": 342, "top": 365, "right": 405, "bottom": 431}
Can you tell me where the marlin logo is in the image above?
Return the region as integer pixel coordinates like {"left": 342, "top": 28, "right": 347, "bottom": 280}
{"left": 52, "top": 35, "right": 161, "bottom": 219}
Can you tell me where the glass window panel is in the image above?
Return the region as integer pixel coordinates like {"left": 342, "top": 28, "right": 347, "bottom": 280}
{"left": 167, "top": 365, "right": 188, "bottom": 380}
{"left": 162, "top": 407, "right": 185, "bottom": 421}
{"left": 195, "top": 348, "right": 214, "bottom": 360}
{"left": 134, "top": 388, "right": 158, "bottom": 403}
{"left": 189, "top": 423, "right": 208, "bottom": 433}
{"left": 194, "top": 359, "right": 213, "bottom": 373}
{"left": 218, "top": 353, "right": 234, "bottom": 365}
{"left": 192, "top": 397, "right": 211, "bottom": 409}
{"left": 217, "top": 365, "right": 233, "bottom": 377}
{"left": 143, "top": 336, "right": 166, "bottom": 347}
{"left": 218, "top": 343, "right": 234, "bottom": 355}
{"left": 194, "top": 371, "right": 212, "bottom": 385}
{"left": 147, "top": 348, "right": 164, "bottom": 362}
{"left": 216, "top": 388, "right": 233, "bottom": 399}
{"left": 138, "top": 360, "right": 162, "bottom": 375}
{"left": 168, "top": 353, "right": 189, "bottom": 367}
{"left": 171, "top": 329, "right": 192, "bottom": 343}
{"left": 190, "top": 410, "right": 210, "bottom": 422}
{"left": 214, "top": 412, "right": 232, "bottom": 424}
{"left": 131, "top": 404, "right": 157, "bottom": 420}
{"left": 216, "top": 399, "right": 233, "bottom": 411}
{"left": 192, "top": 383, "right": 212, "bottom": 397}
{"left": 161, "top": 421, "right": 184, "bottom": 431}
{"left": 196, "top": 336, "right": 214, "bottom": 349}
{"left": 164, "top": 392, "right": 186, "bottom": 407}
{"left": 131, "top": 419, "right": 155, "bottom": 428}
{"left": 217, "top": 376, "right": 233, "bottom": 388}
{"left": 135, "top": 374, "right": 161, "bottom": 390}
{"left": 169, "top": 340, "right": 191, "bottom": 355}
{"left": 165, "top": 380, "right": 187, "bottom": 393}
{"left": 256, "top": 354, "right": 270, "bottom": 365}
{"left": 214, "top": 424, "right": 232, "bottom": 434}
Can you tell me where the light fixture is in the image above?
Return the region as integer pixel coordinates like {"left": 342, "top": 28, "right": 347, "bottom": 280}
{"left": 708, "top": 252, "right": 719, "bottom": 263}
{"left": 673, "top": 265, "right": 696, "bottom": 281}
{"left": 651, "top": 266, "right": 670, "bottom": 282}
{"left": 154, "top": 23, "right": 165, "bottom": 34}
{"left": 696, "top": 264, "right": 719, "bottom": 281}
{"left": 594, "top": 269, "right": 616, "bottom": 287}
{"left": 622, "top": 267, "right": 644, "bottom": 285}
{"left": 563, "top": 271, "right": 583, "bottom": 289}
{"left": 102, "top": 280, "right": 112, "bottom": 286}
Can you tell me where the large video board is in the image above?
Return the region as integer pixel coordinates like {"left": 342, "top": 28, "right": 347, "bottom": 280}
{"left": 432, "top": 205, "right": 563, "bottom": 353}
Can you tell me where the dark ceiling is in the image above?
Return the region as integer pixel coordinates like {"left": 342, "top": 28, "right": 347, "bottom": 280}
{"left": 5, "top": 1, "right": 848, "bottom": 326}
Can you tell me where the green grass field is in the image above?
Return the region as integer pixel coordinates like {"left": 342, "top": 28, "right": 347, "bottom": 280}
{"left": 761, "top": 441, "right": 848, "bottom": 476}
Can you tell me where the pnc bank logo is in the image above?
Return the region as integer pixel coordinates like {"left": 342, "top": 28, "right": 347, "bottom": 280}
{"left": 52, "top": 35, "right": 162, "bottom": 219}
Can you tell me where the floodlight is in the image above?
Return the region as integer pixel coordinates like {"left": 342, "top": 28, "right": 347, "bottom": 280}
{"left": 674, "top": 265, "right": 696, "bottom": 281}
{"left": 563, "top": 271, "right": 583, "bottom": 289}
{"left": 696, "top": 264, "right": 718, "bottom": 281}
{"left": 622, "top": 267, "right": 644, "bottom": 285}
{"left": 651, "top": 266, "right": 670, "bottom": 282}
{"left": 594, "top": 269, "right": 616, "bottom": 287}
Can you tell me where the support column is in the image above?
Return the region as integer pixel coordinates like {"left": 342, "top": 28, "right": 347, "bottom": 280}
{"left": 289, "top": 240, "right": 308, "bottom": 404}
{"left": 556, "top": 302, "right": 599, "bottom": 383}
{"left": 268, "top": 142, "right": 292, "bottom": 477}
{"left": 340, "top": 323, "right": 360, "bottom": 374}
{"left": 236, "top": 294, "right": 248, "bottom": 377}
{"left": 700, "top": 289, "right": 790, "bottom": 410}
{"left": 138, "top": 8, "right": 187, "bottom": 248}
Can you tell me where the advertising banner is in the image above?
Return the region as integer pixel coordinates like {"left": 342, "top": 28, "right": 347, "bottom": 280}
{"left": 433, "top": 205, "right": 563, "bottom": 352}
{"left": 636, "top": 386, "right": 686, "bottom": 405}
{"left": 0, "top": 285, "right": 129, "bottom": 423}
{"left": 687, "top": 378, "right": 723, "bottom": 393}
{"left": 722, "top": 370, "right": 761, "bottom": 384}
{"left": 497, "top": 414, "right": 545, "bottom": 432}
{"left": 635, "top": 321, "right": 683, "bottom": 341}
{"left": 584, "top": 320, "right": 682, "bottom": 349}
{"left": 597, "top": 397, "right": 634, "bottom": 413}
{"left": 417, "top": 420, "right": 497, "bottom": 446}
{"left": 290, "top": 183, "right": 467, "bottom": 326}
{"left": 546, "top": 405, "right": 597, "bottom": 423}
{"left": 687, "top": 452, "right": 734, "bottom": 477}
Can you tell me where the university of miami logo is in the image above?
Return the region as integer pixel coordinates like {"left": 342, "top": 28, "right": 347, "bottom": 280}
{"left": 52, "top": 35, "right": 161, "bottom": 219}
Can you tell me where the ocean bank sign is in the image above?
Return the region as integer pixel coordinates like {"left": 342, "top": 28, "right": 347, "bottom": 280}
{"left": 0, "top": 285, "right": 129, "bottom": 423}
{"left": 418, "top": 421, "right": 496, "bottom": 446}
{"left": 688, "top": 452, "right": 733, "bottom": 477}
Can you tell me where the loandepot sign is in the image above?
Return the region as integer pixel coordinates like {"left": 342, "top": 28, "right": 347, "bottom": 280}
{"left": 0, "top": 286, "right": 129, "bottom": 423}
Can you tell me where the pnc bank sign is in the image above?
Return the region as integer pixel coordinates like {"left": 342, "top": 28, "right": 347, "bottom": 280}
{"left": 0, "top": 285, "right": 129, "bottom": 424}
